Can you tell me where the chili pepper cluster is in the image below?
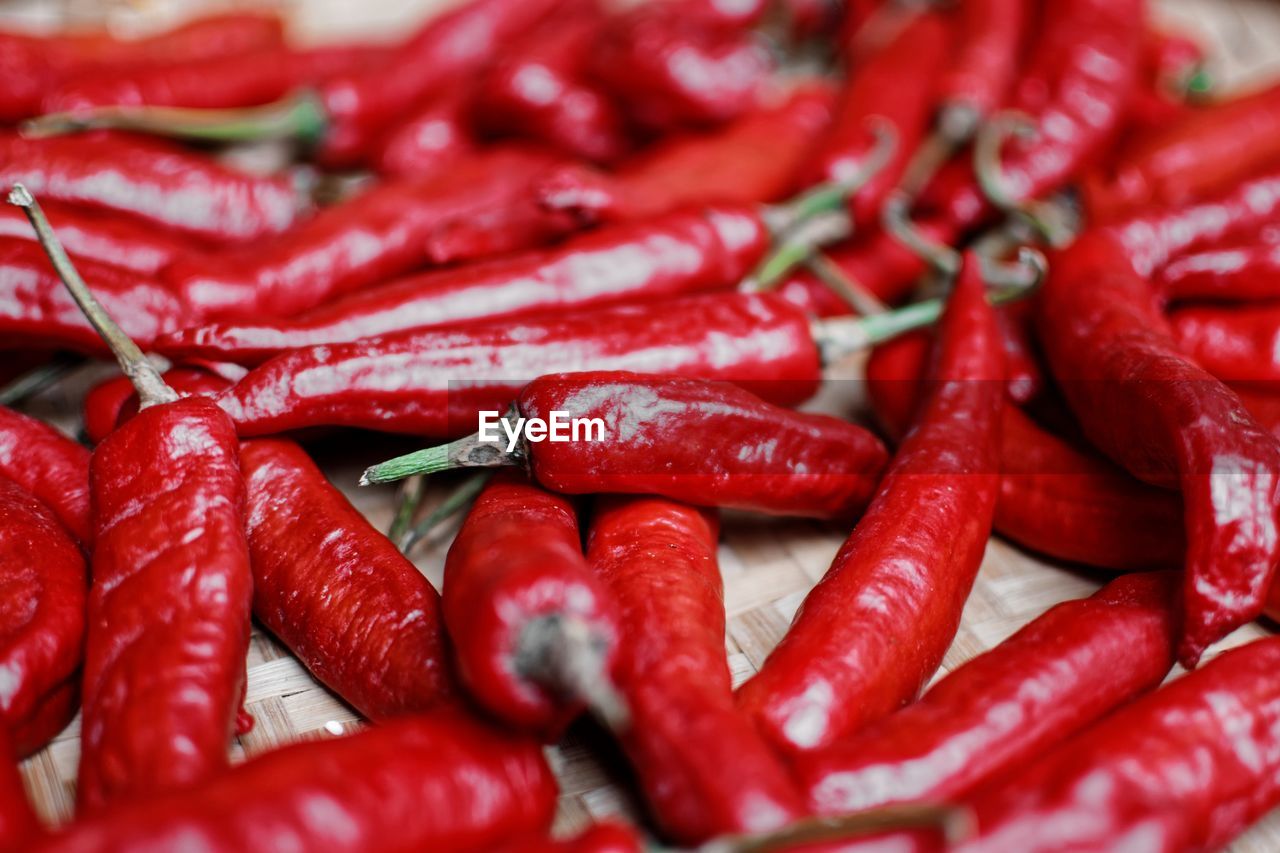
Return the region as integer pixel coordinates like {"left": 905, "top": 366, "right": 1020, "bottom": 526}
{"left": 4, "top": 0, "right": 1280, "bottom": 850}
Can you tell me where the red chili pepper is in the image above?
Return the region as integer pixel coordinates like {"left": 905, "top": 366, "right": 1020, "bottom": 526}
{"left": 0, "top": 238, "right": 189, "bottom": 353}
{"left": 370, "top": 91, "right": 476, "bottom": 181}
{"left": 0, "top": 734, "right": 41, "bottom": 849}
{"left": 1160, "top": 231, "right": 1280, "bottom": 302}
{"left": 1170, "top": 302, "right": 1280, "bottom": 387}
{"left": 33, "top": 712, "right": 558, "bottom": 852}
{"left": 1120, "top": 27, "right": 1205, "bottom": 134}
{"left": 809, "top": 10, "right": 950, "bottom": 228}
{"left": 491, "top": 821, "right": 642, "bottom": 853}
{"left": 588, "top": 3, "right": 772, "bottom": 132}
{"left": 0, "top": 404, "right": 90, "bottom": 544}
{"left": 736, "top": 255, "right": 1002, "bottom": 754}
{"left": 162, "top": 147, "right": 577, "bottom": 320}
{"left": 473, "top": 10, "right": 630, "bottom": 164}
{"left": 0, "top": 199, "right": 191, "bottom": 275}
{"left": 795, "top": 572, "right": 1179, "bottom": 815}
{"left": 942, "top": 636, "right": 1280, "bottom": 853}
{"left": 154, "top": 203, "right": 771, "bottom": 365}
{"left": 83, "top": 366, "right": 233, "bottom": 445}
{"left": 934, "top": 0, "right": 1027, "bottom": 138}
{"left": 1037, "top": 228, "right": 1280, "bottom": 666}
{"left": 586, "top": 496, "right": 806, "bottom": 842}
{"left": 444, "top": 472, "right": 621, "bottom": 734}
{"left": 0, "top": 476, "right": 86, "bottom": 757}
{"left": 920, "top": 0, "right": 1144, "bottom": 232}
{"left": 215, "top": 292, "right": 824, "bottom": 438}
{"left": 537, "top": 82, "right": 837, "bottom": 222}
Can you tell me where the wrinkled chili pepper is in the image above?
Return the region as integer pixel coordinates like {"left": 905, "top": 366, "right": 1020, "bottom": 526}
{"left": 82, "top": 367, "right": 233, "bottom": 445}
{"left": 154, "top": 203, "right": 771, "bottom": 365}
{"left": 0, "top": 476, "right": 86, "bottom": 757}
{"left": 0, "top": 199, "right": 191, "bottom": 275}
{"left": 33, "top": 712, "right": 558, "bottom": 852}
{"left": 795, "top": 572, "right": 1179, "bottom": 815}
{"left": 364, "top": 371, "right": 888, "bottom": 520}
{"left": 588, "top": 3, "right": 772, "bottom": 132}
{"left": 1037, "top": 228, "right": 1280, "bottom": 666}
{"left": 0, "top": 238, "right": 189, "bottom": 354}
{"left": 0, "top": 131, "right": 304, "bottom": 243}
{"left": 11, "top": 186, "right": 253, "bottom": 812}
{"left": 537, "top": 82, "right": 837, "bottom": 222}
{"left": 736, "top": 256, "right": 1002, "bottom": 754}
{"left": 1160, "top": 232, "right": 1280, "bottom": 302}
{"left": 371, "top": 91, "right": 476, "bottom": 181}
{"left": 443, "top": 472, "right": 623, "bottom": 735}
{"left": 1170, "top": 302, "right": 1280, "bottom": 386}
{"left": 162, "top": 147, "right": 577, "bottom": 320}
{"left": 587, "top": 496, "right": 807, "bottom": 843}
{"left": 0, "top": 404, "right": 90, "bottom": 543}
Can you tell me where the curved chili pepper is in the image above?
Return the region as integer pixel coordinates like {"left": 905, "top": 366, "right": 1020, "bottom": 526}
{"left": 162, "top": 147, "right": 576, "bottom": 320}
{"left": 796, "top": 571, "right": 1179, "bottom": 815}
{"left": 920, "top": 0, "right": 1144, "bottom": 233}
{"left": 942, "top": 636, "right": 1280, "bottom": 853}
{"left": 215, "top": 291, "right": 824, "bottom": 438}
{"left": 34, "top": 712, "right": 557, "bottom": 852}
{"left": 0, "top": 199, "right": 191, "bottom": 275}
{"left": 83, "top": 366, "right": 232, "bottom": 445}
{"left": 0, "top": 131, "right": 304, "bottom": 243}
{"left": 1170, "top": 302, "right": 1280, "bottom": 386}
{"left": 0, "top": 405, "right": 90, "bottom": 543}
{"left": 587, "top": 496, "right": 806, "bottom": 842}
{"left": 736, "top": 255, "right": 1002, "bottom": 754}
{"left": 474, "top": 10, "right": 630, "bottom": 164}
{"left": 1160, "top": 234, "right": 1280, "bottom": 302}
{"left": 0, "top": 238, "right": 189, "bottom": 353}
{"left": 370, "top": 92, "right": 476, "bottom": 181}
{"left": 0, "top": 476, "right": 86, "bottom": 757}
{"left": 538, "top": 82, "right": 837, "bottom": 222}
{"left": 588, "top": 3, "right": 772, "bottom": 132}
{"left": 0, "top": 734, "right": 41, "bottom": 849}
{"left": 154, "top": 204, "right": 771, "bottom": 365}
{"left": 241, "top": 438, "right": 456, "bottom": 721}
{"left": 444, "top": 472, "right": 621, "bottom": 734}
{"left": 1037, "top": 229, "right": 1280, "bottom": 666}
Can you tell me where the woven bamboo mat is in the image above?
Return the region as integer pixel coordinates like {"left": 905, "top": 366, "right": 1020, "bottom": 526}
{"left": 9, "top": 0, "right": 1280, "bottom": 849}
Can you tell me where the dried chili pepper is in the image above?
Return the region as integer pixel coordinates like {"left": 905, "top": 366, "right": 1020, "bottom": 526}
{"left": 0, "top": 475, "right": 86, "bottom": 757}
{"left": 736, "top": 255, "right": 1002, "bottom": 754}
{"left": 371, "top": 92, "right": 476, "bottom": 181}
{"left": 796, "top": 572, "right": 1179, "bottom": 815}
{"left": 155, "top": 203, "right": 771, "bottom": 364}
{"left": 33, "top": 712, "right": 558, "bottom": 852}
{"left": 1161, "top": 233, "right": 1280, "bottom": 302}
{"left": 0, "top": 131, "right": 304, "bottom": 243}
{"left": 587, "top": 496, "right": 806, "bottom": 843}
{"left": 443, "top": 472, "right": 623, "bottom": 735}
{"left": 0, "top": 404, "right": 90, "bottom": 544}
{"left": 364, "top": 371, "right": 889, "bottom": 520}
{"left": 0, "top": 238, "right": 188, "bottom": 353}
{"left": 0, "top": 199, "right": 190, "bottom": 275}
{"left": 162, "top": 147, "right": 576, "bottom": 320}
{"left": 1037, "top": 228, "right": 1280, "bottom": 666}
{"left": 11, "top": 186, "right": 252, "bottom": 812}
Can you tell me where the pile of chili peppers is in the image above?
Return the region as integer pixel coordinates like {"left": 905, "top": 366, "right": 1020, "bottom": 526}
{"left": 8, "top": 0, "right": 1280, "bottom": 851}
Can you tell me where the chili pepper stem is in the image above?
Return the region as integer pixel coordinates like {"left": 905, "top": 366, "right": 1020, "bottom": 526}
{"left": 516, "top": 614, "right": 630, "bottom": 731}
{"left": 0, "top": 353, "right": 80, "bottom": 407}
{"left": 22, "top": 91, "right": 330, "bottom": 145}
{"left": 742, "top": 211, "right": 852, "bottom": 292}
{"left": 399, "top": 471, "right": 493, "bottom": 553}
{"left": 805, "top": 253, "right": 887, "bottom": 315}
{"left": 695, "top": 803, "right": 973, "bottom": 853}
{"left": 361, "top": 408, "right": 526, "bottom": 485}
{"left": 8, "top": 185, "right": 176, "bottom": 409}
{"left": 387, "top": 475, "right": 426, "bottom": 544}
{"left": 973, "top": 112, "right": 1077, "bottom": 247}
{"left": 882, "top": 190, "right": 962, "bottom": 276}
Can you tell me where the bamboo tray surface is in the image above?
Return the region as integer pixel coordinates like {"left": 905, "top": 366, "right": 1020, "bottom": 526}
{"left": 9, "top": 0, "right": 1280, "bottom": 849}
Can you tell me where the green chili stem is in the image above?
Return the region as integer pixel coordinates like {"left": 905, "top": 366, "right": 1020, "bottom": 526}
{"left": 361, "top": 408, "right": 525, "bottom": 486}
{"left": 399, "top": 471, "right": 493, "bottom": 554}
{"left": 742, "top": 211, "right": 851, "bottom": 292}
{"left": 8, "top": 185, "right": 175, "bottom": 409}
{"left": 387, "top": 475, "right": 426, "bottom": 545}
{"left": 0, "top": 353, "right": 79, "bottom": 407}
{"left": 881, "top": 190, "right": 961, "bottom": 277}
{"left": 806, "top": 253, "right": 887, "bottom": 315}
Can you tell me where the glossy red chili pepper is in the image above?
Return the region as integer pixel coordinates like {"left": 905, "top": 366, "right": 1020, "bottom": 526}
{"left": 474, "top": 10, "right": 630, "bottom": 164}
{"left": 940, "top": 636, "right": 1280, "bottom": 853}
{"left": 162, "top": 148, "right": 576, "bottom": 320}
{"left": 215, "top": 291, "right": 824, "bottom": 438}
{"left": 82, "top": 367, "right": 233, "bottom": 445}
{"left": 0, "top": 131, "right": 304, "bottom": 243}
{"left": 809, "top": 10, "right": 949, "bottom": 227}
{"left": 795, "top": 572, "right": 1179, "bottom": 815}
{"left": 371, "top": 91, "right": 476, "bottom": 181}
{"left": 155, "top": 204, "right": 771, "bottom": 365}
{"left": 0, "top": 238, "right": 189, "bottom": 353}
{"left": 736, "top": 256, "right": 1002, "bottom": 754}
{"left": 0, "top": 11, "right": 285, "bottom": 121}
{"left": 0, "top": 476, "right": 85, "bottom": 757}
{"left": 491, "top": 821, "right": 642, "bottom": 853}
{"left": 1160, "top": 232, "right": 1280, "bottom": 302}
{"left": 0, "top": 734, "right": 41, "bottom": 849}
{"left": 0, "top": 404, "right": 90, "bottom": 544}
{"left": 1037, "top": 229, "right": 1280, "bottom": 666}
{"left": 35, "top": 712, "right": 558, "bottom": 852}
{"left": 1121, "top": 28, "right": 1204, "bottom": 134}
{"left": 0, "top": 199, "right": 191, "bottom": 275}
{"left": 935, "top": 0, "right": 1027, "bottom": 135}
{"left": 444, "top": 472, "right": 620, "bottom": 734}
{"left": 538, "top": 82, "right": 837, "bottom": 222}
{"left": 588, "top": 3, "right": 772, "bottom": 132}
{"left": 587, "top": 496, "right": 806, "bottom": 842}
{"left": 920, "top": 0, "right": 1144, "bottom": 232}
{"left": 1170, "top": 302, "right": 1280, "bottom": 387}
